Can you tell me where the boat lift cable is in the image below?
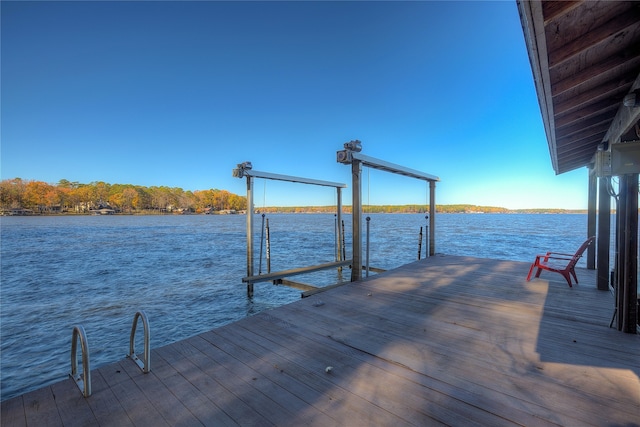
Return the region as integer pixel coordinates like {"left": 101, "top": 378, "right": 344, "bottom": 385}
{"left": 423, "top": 180, "right": 430, "bottom": 259}
{"left": 263, "top": 179, "right": 267, "bottom": 209}
{"left": 259, "top": 180, "right": 267, "bottom": 275}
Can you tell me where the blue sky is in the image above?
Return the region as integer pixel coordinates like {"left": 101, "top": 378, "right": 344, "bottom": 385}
{"left": 1, "top": 1, "right": 588, "bottom": 209}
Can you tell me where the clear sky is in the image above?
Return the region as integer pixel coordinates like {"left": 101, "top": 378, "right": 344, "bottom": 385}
{"left": 1, "top": 1, "right": 589, "bottom": 210}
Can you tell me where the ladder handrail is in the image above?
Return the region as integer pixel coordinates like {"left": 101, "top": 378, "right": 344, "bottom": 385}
{"left": 70, "top": 325, "right": 91, "bottom": 397}
{"left": 128, "top": 310, "right": 151, "bottom": 373}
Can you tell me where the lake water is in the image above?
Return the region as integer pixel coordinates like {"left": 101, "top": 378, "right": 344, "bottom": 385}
{"left": 0, "top": 213, "right": 592, "bottom": 400}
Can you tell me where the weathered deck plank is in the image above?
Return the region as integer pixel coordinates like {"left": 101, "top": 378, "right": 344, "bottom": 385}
{"left": 266, "top": 282, "right": 637, "bottom": 425}
{"left": 2, "top": 255, "right": 639, "bottom": 426}
{"left": 22, "top": 385, "right": 63, "bottom": 427}
{"left": 0, "top": 393, "right": 25, "bottom": 427}
{"left": 212, "top": 324, "right": 431, "bottom": 427}
{"left": 83, "top": 366, "right": 134, "bottom": 426}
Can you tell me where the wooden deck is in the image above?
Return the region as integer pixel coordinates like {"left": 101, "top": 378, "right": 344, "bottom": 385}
{"left": 2, "top": 255, "right": 639, "bottom": 426}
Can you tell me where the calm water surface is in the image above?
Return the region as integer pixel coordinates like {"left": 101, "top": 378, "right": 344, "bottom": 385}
{"left": 1, "top": 213, "right": 590, "bottom": 400}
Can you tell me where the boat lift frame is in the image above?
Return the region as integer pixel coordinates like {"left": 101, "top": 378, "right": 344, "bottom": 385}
{"left": 233, "top": 162, "right": 347, "bottom": 297}
{"left": 337, "top": 140, "right": 439, "bottom": 282}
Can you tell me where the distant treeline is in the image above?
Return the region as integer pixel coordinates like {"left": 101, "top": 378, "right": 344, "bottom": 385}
{"left": 0, "top": 178, "right": 588, "bottom": 215}
{"left": 0, "top": 178, "right": 247, "bottom": 214}
{"left": 255, "top": 204, "right": 587, "bottom": 214}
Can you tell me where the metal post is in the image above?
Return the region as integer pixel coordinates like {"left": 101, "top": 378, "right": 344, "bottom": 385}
{"left": 259, "top": 213, "right": 265, "bottom": 275}
{"left": 335, "top": 214, "right": 338, "bottom": 262}
{"left": 266, "top": 218, "right": 271, "bottom": 273}
{"left": 351, "top": 159, "right": 362, "bottom": 281}
{"left": 429, "top": 181, "right": 436, "bottom": 256}
{"left": 341, "top": 220, "right": 346, "bottom": 263}
{"left": 336, "top": 187, "right": 343, "bottom": 262}
{"left": 365, "top": 216, "right": 371, "bottom": 277}
{"left": 246, "top": 175, "right": 254, "bottom": 297}
{"left": 425, "top": 214, "right": 429, "bottom": 258}
{"left": 587, "top": 168, "right": 597, "bottom": 269}
{"left": 597, "top": 177, "right": 611, "bottom": 291}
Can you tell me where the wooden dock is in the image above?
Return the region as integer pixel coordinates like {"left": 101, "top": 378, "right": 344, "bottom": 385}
{"left": 2, "top": 255, "right": 639, "bottom": 426}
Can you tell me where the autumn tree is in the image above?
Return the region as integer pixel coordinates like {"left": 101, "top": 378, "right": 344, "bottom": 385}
{"left": 121, "top": 188, "right": 137, "bottom": 212}
{"left": 23, "top": 181, "right": 54, "bottom": 212}
{"left": 0, "top": 178, "right": 245, "bottom": 214}
{"left": 0, "top": 178, "right": 26, "bottom": 209}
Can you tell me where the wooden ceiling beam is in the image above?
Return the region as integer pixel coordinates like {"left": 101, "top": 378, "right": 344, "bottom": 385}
{"left": 519, "top": 1, "right": 640, "bottom": 175}
{"left": 541, "top": 1, "right": 581, "bottom": 23}
{"left": 551, "top": 47, "right": 640, "bottom": 97}
{"left": 557, "top": 157, "right": 595, "bottom": 174}
{"left": 555, "top": 100, "right": 619, "bottom": 129}
{"left": 556, "top": 111, "right": 615, "bottom": 139}
{"left": 558, "top": 128, "right": 607, "bottom": 154}
{"left": 557, "top": 128, "right": 605, "bottom": 151}
{"left": 558, "top": 145, "right": 600, "bottom": 163}
{"left": 554, "top": 78, "right": 631, "bottom": 115}
{"left": 550, "top": 23, "right": 640, "bottom": 96}
{"left": 548, "top": 5, "right": 639, "bottom": 68}
{"left": 558, "top": 146, "right": 600, "bottom": 164}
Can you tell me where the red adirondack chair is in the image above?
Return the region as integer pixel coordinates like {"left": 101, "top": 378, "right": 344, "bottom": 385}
{"left": 526, "top": 236, "right": 595, "bottom": 287}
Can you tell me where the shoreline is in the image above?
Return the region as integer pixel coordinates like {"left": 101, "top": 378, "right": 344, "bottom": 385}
{"left": 1, "top": 207, "right": 592, "bottom": 216}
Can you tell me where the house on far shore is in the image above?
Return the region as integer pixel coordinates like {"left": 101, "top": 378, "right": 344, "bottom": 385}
{"left": 1, "top": 208, "right": 34, "bottom": 216}
{"left": 93, "top": 208, "right": 115, "bottom": 215}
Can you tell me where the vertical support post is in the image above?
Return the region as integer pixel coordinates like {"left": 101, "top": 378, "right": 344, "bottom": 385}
{"left": 615, "top": 176, "right": 625, "bottom": 330}
{"left": 266, "top": 218, "right": 271, "bottom": 273}
{"left": 351, "top": 159, "right": 362, "bottom": 282}
{"left": 341, "top": 220, "right": 346, "bottom": 263}
{"left": 365, "top": 216, "right": 371, "bottom": 277}
{"left": 587, "top": 168, "right": 597, "bottom": 269}
{"left": 429, "top": 181, "right": 436, "bottom": 256}
{"left": 626, "top": 174, "right": 638, "bottom": 332}
{"left": 336, "top": 187, "right": 343, "bottom": 262}
{"left": 616, "top": 174, "right": 638, "bottom": 333}
{"left": 425, "top": 215, "right": 429, "bottom": 258}
{"left": 246, "top": 175, "right": 254, "bottom": 297}
{"left": 258, "top": 214, "right": 265, "bottom": 275}
{"left": 597, "top": 177, "right": 611, "bottom": 291}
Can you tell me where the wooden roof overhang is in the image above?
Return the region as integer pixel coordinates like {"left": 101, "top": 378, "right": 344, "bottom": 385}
{"left": 517, "top": 0, "right": 640, "bottom": 175}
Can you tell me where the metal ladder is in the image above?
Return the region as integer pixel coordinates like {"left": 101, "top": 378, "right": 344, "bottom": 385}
{"left": 70, "top": 325, "right": 91, "bottom": 397}
{"left": 69, "top": 311, "right": 150, "bottom": 397}
{"left": 127, "top": 310, "right": 151, "bottom": 373}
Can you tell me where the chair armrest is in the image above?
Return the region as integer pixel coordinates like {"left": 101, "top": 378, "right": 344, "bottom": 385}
{"left": 543, "top": 255, "right": 574, "bottom": 260}
{"left": 546, "top": 251, "right": 574, "bottom": 257}
{"left": 536, "top": 253, "right": 572, "bottom": 260}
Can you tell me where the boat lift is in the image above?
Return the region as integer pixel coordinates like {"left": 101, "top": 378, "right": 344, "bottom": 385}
{"left": 233, "top": 141, "right": 439, "bottom": 295}
{"left": 337, "top": 140, "right": 439, "bottom": 282}
{"left": 233, "top": 162, "right": 347, "bottom": 297}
